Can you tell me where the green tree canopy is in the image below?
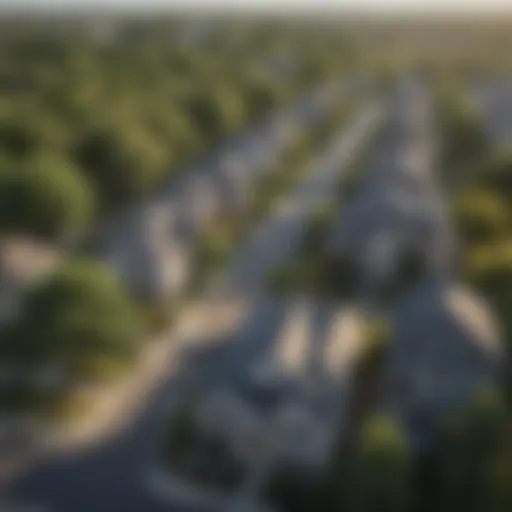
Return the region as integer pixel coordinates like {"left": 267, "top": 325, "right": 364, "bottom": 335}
{"left": 478, "top": 148, "right": 512, "bottom": 197}
{"left": 0, "top": 118, "right": 40, "bottom": 158}
{"left": 0, "top": 153, "right": 94, "bottom": 240}
{"left": 437, "top": 85, "right": 489, "bottom": 172}
{"left": 73, "top": 122, "right": 167, "bottom": 210}
{"left": 19, "top": 259, "right": 142, "bottom": 377}
{"left": 440, "top": 387, "right": 507, "bottom": 512}
{"left": 345, "top": 414, "right": 412, "bottom": 512}
{"left": 485, "top": 422, "right": 512, "bottom": 512}
{"left": 454, "top": 188, "right": 510, "bottom": 246}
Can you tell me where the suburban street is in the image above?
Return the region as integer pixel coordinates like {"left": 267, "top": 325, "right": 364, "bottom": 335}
{"left": 147, "top": 77, "right": 464, "bottom": 512}
{"left": 4, "top": 77, "right": 477, "bottom": 512}
{"left": 2, "top": 15, "right": 512, "bottom": 512}
{"left": 3, "top": 98, "right": 384, "bottom": 512}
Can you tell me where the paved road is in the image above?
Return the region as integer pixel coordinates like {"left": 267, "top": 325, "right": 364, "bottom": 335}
{"left": 3, "top": 101, "right": 384, "bottom": 512}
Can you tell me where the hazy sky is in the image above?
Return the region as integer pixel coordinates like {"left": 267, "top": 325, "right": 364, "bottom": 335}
{"left": 3, "top": 0, "right": 512, "bottom": 14}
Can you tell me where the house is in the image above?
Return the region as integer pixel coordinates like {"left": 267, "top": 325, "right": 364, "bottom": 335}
{"left": 382, "top": 280, "right": 504, "bottom": 447}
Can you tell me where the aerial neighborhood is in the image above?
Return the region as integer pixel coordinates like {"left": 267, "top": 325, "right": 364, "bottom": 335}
{"left": 0, "top": 10, "right": 512, "bottom": 512}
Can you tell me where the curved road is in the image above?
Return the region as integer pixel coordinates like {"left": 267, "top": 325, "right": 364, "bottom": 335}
{"left": 3, "top": 101, "right": 384, "bottom": 512}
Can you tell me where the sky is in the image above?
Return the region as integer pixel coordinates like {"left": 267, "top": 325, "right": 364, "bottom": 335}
{"left": 2, "top": 0, "right": 512, "bottom": 14}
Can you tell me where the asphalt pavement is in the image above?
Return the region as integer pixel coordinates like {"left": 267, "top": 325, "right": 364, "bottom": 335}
{"left": 3, "top": 100, "right": 385, "bottom": 512}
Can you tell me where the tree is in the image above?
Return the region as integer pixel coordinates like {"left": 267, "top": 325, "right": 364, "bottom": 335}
{"left": 19, "top": 259, "right": 142, "bottom": 380}
{"left": 345, "top": 414, "right": 412, "bottom": 512}
{"left": 478, "top": 148, "right": 512, "bottom": 197}
{"left": 485, "top": 422, "right": 512, "bottom": 512}
{"left": 184, "top": 85, "right": 246, "bottom": 146}
{"left": 439, "top": 387, "right": 507, "bottom": 512}
{"left": 0, "top": 119, "right": 39, "bottom": 158}
{"left": 241, "top": 77, "right": 280, "bottom": 119}
{"left": 0, "top": 153, "right": 94, "bottom": 241}
{"left": 73, "top": 122, "right": 167, "bottom": 210}
{"left": 437, "top": 86, "right": 489, "bottom": 175}
{"left": 454, "top": 188, "right": 509, "bottom": 246}
{"left": 344, "top": 318, "right": 391, "bottom": 447}
{"left": 464, "top": 241, "right": 512, "bottom": 297}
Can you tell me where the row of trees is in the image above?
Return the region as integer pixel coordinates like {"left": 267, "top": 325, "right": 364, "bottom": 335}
{"left": 264, "top": 384, "right": 511, "bottom": 512}
{"left": 328, "top": 388, "right": 511, "bottom": 512}
{"left": 0, "top": 20, "right": 350, "bottom": 244}
{"left": 0, "top": 20, "right": 355, "bottom": 414}
{"left": 435, "top": 80, "right": 490, "bottom": 186}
